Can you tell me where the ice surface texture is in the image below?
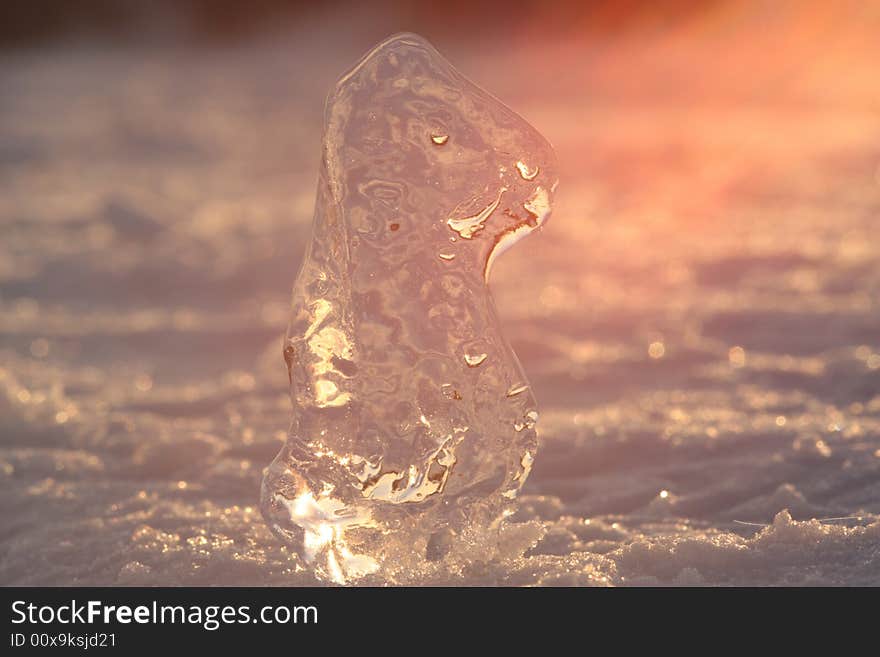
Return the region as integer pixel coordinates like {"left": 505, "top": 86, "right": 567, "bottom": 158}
{"left": 260, "top": 33, "right": 558, "bottom": 582}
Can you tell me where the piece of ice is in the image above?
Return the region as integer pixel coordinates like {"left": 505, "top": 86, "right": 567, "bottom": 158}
{"left": 260, "top": 32, "right": 558, "bottom": 583}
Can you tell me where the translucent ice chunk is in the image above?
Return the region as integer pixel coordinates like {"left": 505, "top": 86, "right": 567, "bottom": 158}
{"left": 260, "top": 32, "right": 558, "bottom": 583}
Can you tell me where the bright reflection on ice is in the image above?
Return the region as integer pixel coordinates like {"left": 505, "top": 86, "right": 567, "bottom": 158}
{"left": 260, "top": 32, "right": 558, "bottom": 583}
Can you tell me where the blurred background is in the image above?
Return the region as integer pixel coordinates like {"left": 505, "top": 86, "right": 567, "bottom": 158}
{"left": 1, "top": 0, "right": 879, "bottom": 585}
{"left": 1, "top": 0, "right": 753, "bottom": 46}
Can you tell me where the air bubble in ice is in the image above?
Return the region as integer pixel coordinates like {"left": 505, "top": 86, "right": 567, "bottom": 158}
{"left": 260, "top": 32, "right": 558, "bottom": 583}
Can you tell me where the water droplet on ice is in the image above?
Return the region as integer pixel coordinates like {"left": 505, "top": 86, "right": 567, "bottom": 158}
{"left": 516, "top": 160, "right": 539, "bottom": 180}
{"left": 260, "top": 32, "right": 558, "bottom": 583}
{"left": 446, "top": 187, "right": 506, "bottom": 239}
{"left": 440, "top": 383, "right": 462, "bottom": 400}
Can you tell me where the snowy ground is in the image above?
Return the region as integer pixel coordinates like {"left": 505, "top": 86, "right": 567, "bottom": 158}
{"left": 2, "top": 8, "right": 880, "bottom": 585}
